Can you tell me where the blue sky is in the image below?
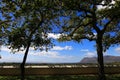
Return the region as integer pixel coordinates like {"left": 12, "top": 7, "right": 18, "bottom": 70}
{"left": 0, "top": 33, "right": 120, "bottom": 63}
{"left": 0, "top": 0, "right": 120, "bottom": 63}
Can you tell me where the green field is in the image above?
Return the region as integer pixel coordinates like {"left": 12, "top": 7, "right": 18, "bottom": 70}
{"left": 0, "top": 75, "right": 120, "bottom": 80}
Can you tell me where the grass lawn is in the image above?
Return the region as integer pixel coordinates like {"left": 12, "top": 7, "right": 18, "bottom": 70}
{"left": 0, "top": 75, "right": 120, "bottom": 80}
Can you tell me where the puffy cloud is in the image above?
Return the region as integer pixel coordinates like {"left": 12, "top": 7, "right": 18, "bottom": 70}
{"left": 0, "top": 45, "right": 74, "bottom": 62}
{"left": 1, "top": 45, "right": 72, "bottom": 55}
{"left": 97, "top": 0, "right": 115, "bottom": 10}
{"left": 48, "top": 33, "right": 61, "bottom": 39}
{"left": 51, "top": 46, "right": 72, "bottom": 51}
{"left": 30, "top": 51, "right": 58, "bottom": 57}
{"left": 28, "top": 46, "right": 73, "bottom": 58}
{"left": 29, "top": 50, "right": 74, "bottom": 59}
{"left": 0, "top": 46, "right": 74, "bottom": 62}
{"left": 28, "top": 46, "right": 73, "bottom": 59}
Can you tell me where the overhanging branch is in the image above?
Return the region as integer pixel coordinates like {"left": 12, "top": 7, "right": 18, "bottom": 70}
{"left": 102, "top": 17, "right": 114, "bottom": 33}
{"left": 78, "top": 7, "right": 94, "bottom": 14}
{"left": 71, "top": 35, "right": 96, "bottom": 41}
{"left": 0, "top": 20, "right": 11, "bottom": 25}
{"left": 92, "top": 1, "right": 100, "bottom": 33}
{"left": 69, "top": 21, "right": 92, "bottom": 36}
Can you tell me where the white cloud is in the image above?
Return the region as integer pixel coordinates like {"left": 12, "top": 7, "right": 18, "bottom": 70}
{"left": 0, "top": 55, "right": 23, "bottom": 62}
{"left": 81, "top": 49, "right": 110, "bottom": 58}
{"left": 30, "top": 51, "right": 58, "bottom": 57}
{"left": 1, "top": 46, "right": 26, "bottom": 54}
{"left": 80, "top": 49, "right": 89, "bottom": 52}
{"left": 29, "top": 47, "right": 35, "bottom": 51}
{"left": 51, "top": 46, "right": 72, "bottom": 51}
{"left": 27, "top": 45, "right": 73, "bottom": 58}
{"left": 28, "top": 46, "right": 73, "bottom": 59}
{"left": 16, "top": 46, "right": 72, "bottom": 57}
{"left": 111, "top": 0, "right": 115, "bottom": 4}
{"left": 29, "top": 50, "right": 74, "bottom": 59}
{"left": 0, "top": 47, "right": 74, "bottom": 63}
{"left": 48, "top": 33, "right": 61, "bottom": 39}
{"left": 97, "top": 5, "right": 106, "bottom": 10}
{"left": 85, "top": 52, "right": 96, "bottom": 57}
{"left": 80, "top": 49, "right": 96, "bottom": 57}
{"left": 1, "top": 46, "right": 11, "bottom": 52}
{"left": 0, "top": 45, "right": 74, "bottom": 61}
{"left": 115, "top": 47, "right": 120, "bottom": 53}
{"left": 97, "top": 0, "right": 115, "bottom": 10}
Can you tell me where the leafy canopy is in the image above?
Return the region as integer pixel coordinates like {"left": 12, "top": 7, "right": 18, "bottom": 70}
{"left": 58, "top": 0, "right": 120, "bottom": 52}
{"left": 1, "top": 0, "right": 60, "bottom": 52}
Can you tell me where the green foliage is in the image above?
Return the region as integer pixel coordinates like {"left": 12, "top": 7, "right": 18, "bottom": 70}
{"left": 57, "top": 1, "right": 120, "bottom": 79}
{"left": 58, "top": 0, "right": 120, "bottom": 51}
{"left": 0, "top": 2, "right": 13, "bottom": 48}
{"left": 0, "top": 0, "right": 61, "bottom": 53}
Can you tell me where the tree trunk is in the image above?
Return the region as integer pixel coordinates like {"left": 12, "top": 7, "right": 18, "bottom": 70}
{"left": 20, "top": 42, "right": 31, "bottom": 80}
{"left": 96, "top": 35, "right": 106, "bottom": 80}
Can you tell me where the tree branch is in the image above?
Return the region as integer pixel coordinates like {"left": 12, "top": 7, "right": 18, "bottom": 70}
{"left": 11, "top": 1, "right": 23, "bottom": 9}
{"left": 92, "top": 1, "right": 100, "bottom": 33}
{"left": 101, "top": 17, "right": 114, "bottom": 33}
{"left": 78, "top": 7, "right": 93, "bottom": 14}
{"left": 71, "top": 35, "right": 96, "bottom": 41}
{"left": 69, "top": 21, "right": 92, "bottom": 36}
{"left": 0, "top": 20, "right": 11, "bottom": 25}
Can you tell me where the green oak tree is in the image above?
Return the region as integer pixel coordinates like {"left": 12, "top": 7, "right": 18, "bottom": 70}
{"left": 1, "top": 0, "right": 60, "bottom": 80}
{"left": 57, "top": 0, "right": 120, "bottom": 80}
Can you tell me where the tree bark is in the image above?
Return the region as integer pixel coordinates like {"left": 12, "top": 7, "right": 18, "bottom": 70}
{"left": 20, "top": 42, "right": 31, "bottom": 80}
{"left": 96, "top": 34, "right": 106, "bottom": 80}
